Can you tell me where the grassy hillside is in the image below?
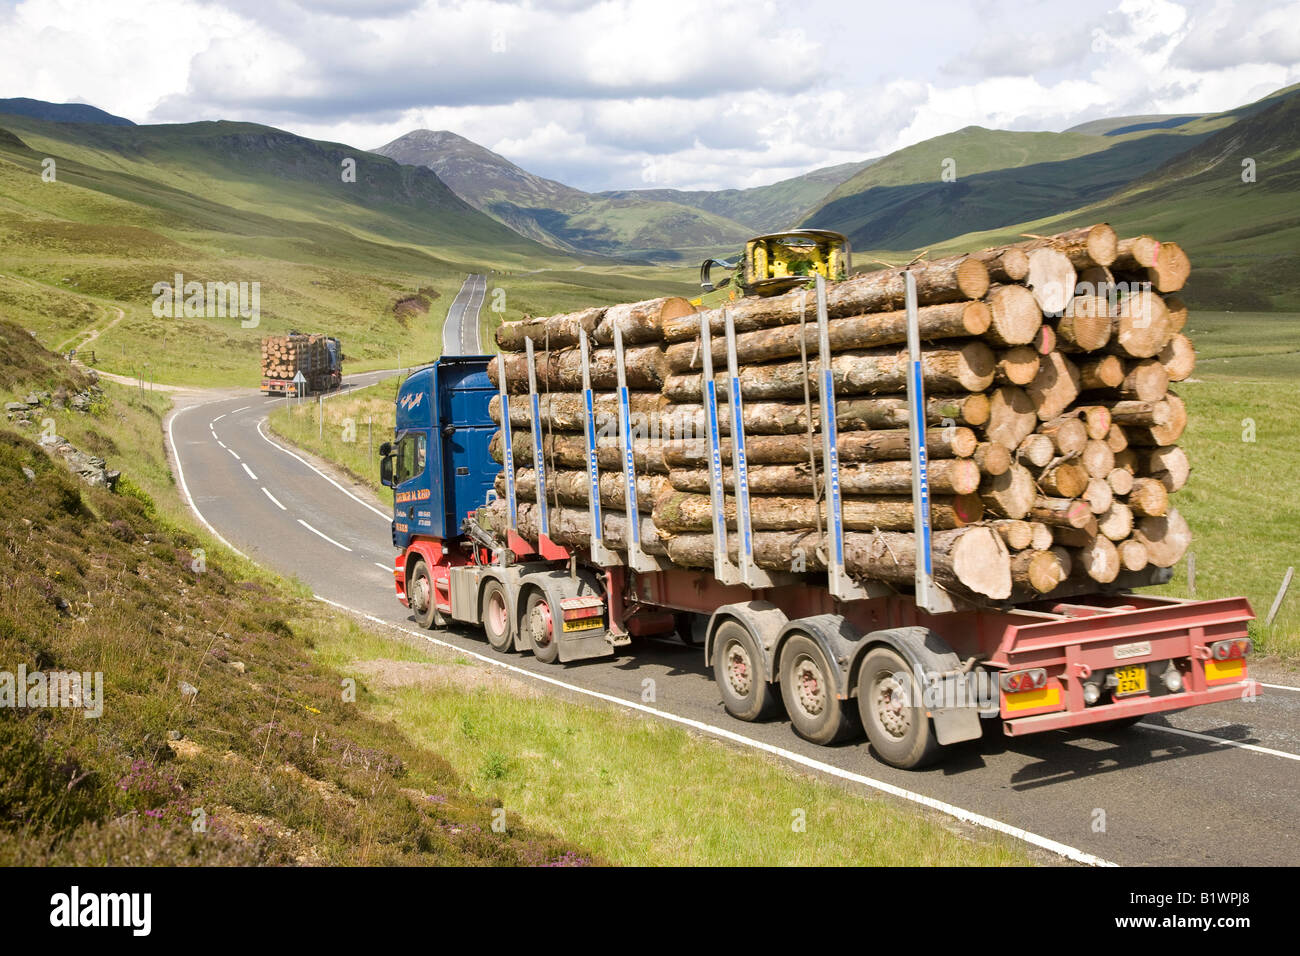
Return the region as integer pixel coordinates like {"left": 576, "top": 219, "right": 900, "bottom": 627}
{"left": 375, "top": 130, "right": 754, "bottom": 261}
{"left": 0, "top": 115, "right": 699, "bottom": 387}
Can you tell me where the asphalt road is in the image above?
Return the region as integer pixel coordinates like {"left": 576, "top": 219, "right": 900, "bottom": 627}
{"left": 167, "top": 374, "right": 1300, "bottom": 867}
{"left": 442, "top": 274, "right": 486, "bottom": 355}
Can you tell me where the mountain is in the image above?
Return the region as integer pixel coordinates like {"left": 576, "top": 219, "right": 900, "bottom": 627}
{"left": 374, "top": 130, "right": 756, "bottom": 260}
{"left": 599, "top": 159, "right": 875, "bottom": 234}
{"left": 1065, "top": 114, "right": 1204, "bottom": 136}
{"left": 0, "top": 97, "right": 134, "bottom": 126}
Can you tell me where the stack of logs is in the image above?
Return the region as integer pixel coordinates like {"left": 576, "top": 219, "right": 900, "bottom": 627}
{"left": 480, "top": 223, "right": 1193, "bottom": 604}
{"left": 261, "top": 333, "right": 329, "bottom": 381}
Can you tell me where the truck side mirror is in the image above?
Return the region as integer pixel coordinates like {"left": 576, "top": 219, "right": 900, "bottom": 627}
{"left": 379, "top": 441, "right": 393, "bottom": 457}
{"left": 380, "top": 454, "right": 395, "bottom": 487}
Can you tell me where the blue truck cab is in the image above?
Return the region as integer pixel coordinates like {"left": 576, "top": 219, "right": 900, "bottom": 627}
{"left": 383, "top": 356, "right": 498, "bottom": 555}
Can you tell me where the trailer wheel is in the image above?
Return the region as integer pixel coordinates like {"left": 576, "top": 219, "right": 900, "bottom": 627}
{"left": 857, "top": 646, "right": 941, "bottom": 769}
{"left": 480, "top": 579, "right": 512, "bottom": 653}
{"left": 779, "top": 634, "right": 858, "bottom": 745}
{"left": 408, "top": 561, "right": 441, "bottom": 630}
{"left": 523, "top": 589, "right": 560, "bottom": 664}
{"left": 713, "top": 620, "right": 778, "bottom": 721}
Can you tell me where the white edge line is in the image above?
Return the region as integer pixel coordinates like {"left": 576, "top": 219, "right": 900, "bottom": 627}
{"left": 166, "top": 406, "right": 248, "bottom": 559}
{"left": 262, "top": 487, "right": 286, "bottom": 510}
{"left": 1136, "top": 721, "right": 1300, "bottom": 761}
{"left": 297, "top": 519, "right": 353, "bottom": 552}
{"left": 1258, "top": 681, "right": 1300, "bottom": 692}
{"left": 257, "top": 418, "right": 391, "bottom": 522}
{"left": 241, "top": 462, "right": 258, "bottom": 480}
{"left": 374, "top": 562, "right": 392, "bottom": 572}
{"left": 313, "top": 594, "right": 1117, "bottom": 868}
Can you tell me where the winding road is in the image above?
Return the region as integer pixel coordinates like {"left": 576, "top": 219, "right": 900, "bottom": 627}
{"left": 163, "top": 368, "right": 1300, "bottom": 867}
{"left": 442, "top": 274, "right": 487, "bottom": 355}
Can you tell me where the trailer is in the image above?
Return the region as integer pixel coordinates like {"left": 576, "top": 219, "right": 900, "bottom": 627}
{"left": 380, "top": 279, "right": 1259, "bottom": 768}
{"left": 261, "top": 333, "right": 343, "bottom": 396}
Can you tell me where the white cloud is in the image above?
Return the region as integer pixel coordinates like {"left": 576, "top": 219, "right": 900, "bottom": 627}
{"left": 0, "top": 0, "right": 1298, "bottom": 191}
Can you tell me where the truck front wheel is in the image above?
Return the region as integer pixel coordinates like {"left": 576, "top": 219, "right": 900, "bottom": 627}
{"left": 713, "top": 620, "right": 778, "bottom": 722}
{"left": 857, "top": 647, "right": 941, "bottom": 769}
{"left": 408, "top": 560, "right": 441, "bottom": 630}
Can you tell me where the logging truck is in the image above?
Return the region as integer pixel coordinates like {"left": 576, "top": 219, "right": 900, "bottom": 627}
{"left": 260, "top": 333, "right": 343, "bottom": 395}
{"left": 381, "top": 262, "right": 1258, "bottom": 769}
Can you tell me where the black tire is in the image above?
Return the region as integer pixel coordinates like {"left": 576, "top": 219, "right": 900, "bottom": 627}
{"left": 407, "top": 561, "right": 440, "bottom": 630}
{"left": 856, "top": 646, "right": 942, "bottom": 769}
{"left": 480, "top": 579, "right": 512, "bottom": 653}
{"left": 523, "top": 589, "right": 560, "bottom": 664}
{"left": 712, "top": 620, "right": 778, "bottom": 721}
{"left": 779, "top": 634, "right": 859, "bottom": 745}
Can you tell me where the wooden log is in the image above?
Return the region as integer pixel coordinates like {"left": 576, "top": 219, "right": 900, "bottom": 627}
{"left": 1012, "top": 549, "right": 1069, "bottom": 593}
{"left": 661, "top": 341, "right": 996, "bottom": 402}
{"left": 1026, "top": 351, "right": 1081, "bottom": 422}
{"left": 662, "top": 300, "right": 991, "bottom": 372}
{"left": 995, "top": 346, "right": 1040, "bottom": 385}
{"left": 1113, "top": 238, "right": 1190, "bottom": 293}
{"left": 476, "top": 500, "right": 668, "bottom": 556}
{"left": 1025, "top": 248, "right": 1077, "bottom": 315}
{"left": 974, "top": 441, "right": 1013, "bottom": 476}
{"left": 985, "top": 284, "right": 1043, "bottom": 346}
{"left": 1050, "top": 545, "right": 1074, "bottom": 580}
{"left": 662, "top": 525, "right": 1012, "bottom": 600}
{"left": 1163, "top": 294, "right": 1188, "bottom": 333}
{"left": 1133, "top": 508, "right": 1191, "bottom": 567}
{"left": 1139, "top": 446, "right": 1190, "bottom": 493}
{"left": 1116, "top": 358, "right": 1169, "bottom": 402}
{"left": 1031, "top": 496, "right": 1096, "bottom": 530}
{"left": 990, "top": 519, "right": 1034, "bottom": 550}
{"left": 1077, "top": 405, "right": 1112, "bottom": 440}
{"left": 494, "top": 306, "right": 604, "bottom": 352}
{"left": 1103, "top": 399, "right": 1169, "bottom": 427}
{"left": 1108, "top": 290, "right": 1173, "bottom": 358}
{"left": 1127, "top": 477, "right": 1170, "bottom": 517}
{"left": 594, "top": 296, "right": 696, "bottom": 345}
{"left": 1158, "top": 333, "right": 1195, "bottom": 381}
{"left": 1083, "top": 477, "right": 1113, "bottom": 515}
{"left": 660, "top": 426, "right": 977, "bottom": 468}
{"left": 984, "top": 386, "right": 1038, "bottom": 449}
{"left": 651, "top": 490, "right": 982, "bottom": 533}
{"left": 973, "top": 247, "right": 1030, "bottom": 283}
{"left": 1057, "top": 295, "right": 1112, "bottom": 351}
{"left": 1125, "top": 394, "right": 1186, "bottom": 446}
{"left": 1105, "top": 423, "right": 1128, "bottom": 453}
{"left": 1117, "top": 538, "right": 1149, "bottom": 573}
{"left": 1113, "top": 448, "right": 1138, "bottom": 474}
{"left": 489, "top": 391, "right": 668, "bottom": 432}
{"left": 666, "top": 459, "right": 984, "bottom": 497}
{"left": 1032, "top": 324, "right": 1057, "bottom": 356}
{"left": 1039, "top": 415, "right": 1088, "bottom": 457}
{"left": 1038, "top": 463, "right": 1088, "bottom": 498}
{"left": 1029, "top": 522, "right": 1054, "bottom": 551}
{"left": 1016, "top": 433, "right": 1055, "bottom": 468}
{"left": 1107, "top": 467, "right": 1134, "bottom": 497}
{"left": 660, "top": 256, "right": 990, "bottom": 341}
{"left": 835, "top": 393, "right": 991, "bottom": 429}
{"left": 1023, "top": 224, "right": 1118, "bottom": 269}
{"left": 1074, "top": 535, "right": 1120, "bottom": 583}
{"left": 498, "top": 468, "right": 669, "bottom": 515}
{"left": 1081, "top": 439, "right": 1116, "bottom": 479}
{"left": 981, "top": 463, "right": 1035, "bottom": 519}
{"left": 490, "top": 430, "right": 668, "bottom": 474}
{"left": 489, "top": 344, "right": 668, "bottom": 392}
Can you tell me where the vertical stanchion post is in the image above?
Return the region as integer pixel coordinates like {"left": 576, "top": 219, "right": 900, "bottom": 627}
{"left": 613, "top": 322, "right": 659, "bottom": 571}
{"left": 725, "top": 308, "right": 780, "bottom": 588}
{"left": 581, "top": 334, "right": 619, "bottom": 565}
{"left": 701, "top": 313, "right": 739, "bottom": 585}
{"left": 525, "top": 337, "right": 550, "bottom": 543}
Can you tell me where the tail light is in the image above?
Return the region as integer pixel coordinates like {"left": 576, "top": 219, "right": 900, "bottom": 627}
{"left": 1000, "top": 668, "right": 1048, "bottom": 693}
{"left": 1210, "top": 638, "right": 1252, "bottom": 661}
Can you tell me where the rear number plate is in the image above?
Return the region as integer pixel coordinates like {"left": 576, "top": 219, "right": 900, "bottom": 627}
{"left": 563, "top": 617, "right": 603, "bottom": 632}
{"left": 1114, "top": 664, "right": 1148, "bottom": 697}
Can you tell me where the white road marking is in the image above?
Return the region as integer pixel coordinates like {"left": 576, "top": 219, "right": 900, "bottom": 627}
{"left": 262, "top": 487, "right": 286, "bottom": 510}
{"left": 231, "top": 406, "right": 250, "bottom": 413}
{"left": 217, "top": 440, "right": 227, "bottom": 449}
{"left": 1258, "top": 681, "right": 1300, "bottom": 692}
{"left": 256, "top": 418, "right": 391, "bottom": 522}
{"left": 166, "top": 406, "right": 248, "bottom": 559}
{"left": 297, "top": 519, "right": 353, "bottom": 552}
{"left": 314, "top": 594, "right": 1117, "bottom": 868}
{"left": 1137, "top": 722, "right": 1300, "bottom": 762}
{"left": 227, "top": 448, "right": 240, "bottom": 460}
{"left": 212, "top": 414, "right": 226, "bottom": 423}
{"left": 241, "top": 462, "right": 258, "bottom": 480}
{"left": 374, "top": 562, "right": 392, "bottom": 572}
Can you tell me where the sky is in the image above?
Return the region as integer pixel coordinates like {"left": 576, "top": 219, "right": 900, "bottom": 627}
{"left": 1, "top": 0, "right": 1298, "bottom": 192}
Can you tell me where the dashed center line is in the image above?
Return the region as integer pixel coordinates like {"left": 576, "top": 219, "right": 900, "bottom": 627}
{"left": 212, "top": 414, "right": 226, "bottom": 423}
{"left": 227, "top": 448, "right": 240, "bottom": 460}
{"left": 231, "top": 405, "right": 250, "bottom": 413}
{"left": 297, "top": 519, "right": 353, "bottom": 552}
{"left": 374, "top": 562, "right": 391, "bottom": 572}
{"left": 262, "top": 487, "right": 286, "bottom": 511}
{"left": 241, "top": 462, "right": 258, "bottom": 480}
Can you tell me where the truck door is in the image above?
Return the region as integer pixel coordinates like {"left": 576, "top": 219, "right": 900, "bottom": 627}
{"left": 436, "top": 359, "right": 497, "bottom": 533}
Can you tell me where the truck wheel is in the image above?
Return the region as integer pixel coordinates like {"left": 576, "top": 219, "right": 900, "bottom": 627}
{"left": 523, "top": 589, "right": 560, "bottom": 664}
{"left": 857, "top": 647, "right": 941, "bottom": 769}
{"left": 408, "top": 561, "right": 440, "bottom": 630}
{"left": 712, "top": 620, "right": 778, "bottom": 722}
{"left": 480, "top": 579, "right": 512, "bottom": 653}
{"left": 779, "top": 634, "right": 858, "bottom": 745}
